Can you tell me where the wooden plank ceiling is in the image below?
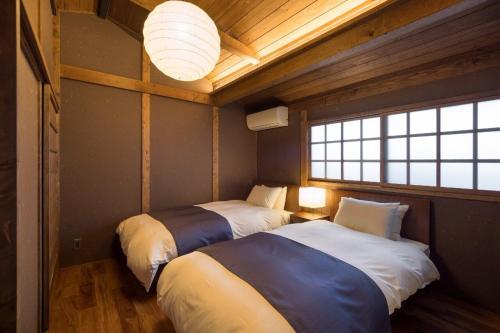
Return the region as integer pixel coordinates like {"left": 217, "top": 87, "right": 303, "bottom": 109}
{"left": 57, "top": 0, "right": 500, "bottom": 107}
{"left": 57, "top": 0, "right": 394, "bottom": 88}
{"left": 129, "top": 0, "right": 394, "bottom": 90}
{"left": 240, "top": 0, "right": 500, "bottom": 107}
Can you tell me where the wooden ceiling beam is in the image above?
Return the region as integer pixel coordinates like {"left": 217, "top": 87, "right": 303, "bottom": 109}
{"left": 240, "top": 3, "right": 500, "bottom": 105}
{"left": 219, "top": 31, "right": 260, "bottom": 65}
{"left": 291, "top": 45, "right": 500, "bottom": 110}
{"left": 212, "top": 0, "right": 489, "bottom": 106}
{"left": 60, "top": 64, "right": 213, "bottom": 105}
{"left": 211, "top": 0, "right": 394, "bottom": 89}
{"left": 278, "top": 18, "right": 500, "bottom": 102}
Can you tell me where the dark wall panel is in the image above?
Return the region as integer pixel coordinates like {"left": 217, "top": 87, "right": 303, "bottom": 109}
{"left": 308, "top": 67, "right": 500, "bottom": 121}
{"left": 150, "top": 96, "right": 212, "bottom": 210}
{"left": 61, "top": 12, "right": 141, "bottom": 79}
{"left": 219, "top": 104, "right": 257, "bottom": 200}
{"left": 0, "top": 0, "right": 17, "bottom": 330}
{"left": 60, "top": 79, "right": 141, "bottom": 266}
{"left": 257, "top": 68, "right": 500, "bottom": 311}
{"left": 430, "top": 196, "right": 500, "bottom": 310}
{"left": 257, "top": 109, "right": 301, "bottom": 184}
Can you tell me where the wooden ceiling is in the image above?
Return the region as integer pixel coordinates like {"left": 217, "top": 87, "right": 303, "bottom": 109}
{"left": 240, "top": 0, "right": 500, "bottom": 107}
{"left": 57, "top": 0, "right": 500, "bottom": 108}
{"left": 57, "top": 0, "right": 394, "bottom": 87}
{"left": 129, "top": 0, "right": 395, "bottom": 90}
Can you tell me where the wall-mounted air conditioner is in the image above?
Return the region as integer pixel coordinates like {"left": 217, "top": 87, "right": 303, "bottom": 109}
{"left": 246, "top": 106, "right": 288, "bottom": 131}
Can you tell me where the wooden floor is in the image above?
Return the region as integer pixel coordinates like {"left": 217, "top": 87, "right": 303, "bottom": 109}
{"left": 48, "top": 259, "right": 175, "bottom": 333}
{"left": 48, "top": 258, "right": 500, "bottom": 333}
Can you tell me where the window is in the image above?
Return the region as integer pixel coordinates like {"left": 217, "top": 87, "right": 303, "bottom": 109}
{"left": 310, "top": 116, "right": 381, "bottom": 182}
{"left": 386, "top": 109, "right": 438, "bottom": 186}
{"left": 309, "top": 97, "right": 500, "bottom": 194}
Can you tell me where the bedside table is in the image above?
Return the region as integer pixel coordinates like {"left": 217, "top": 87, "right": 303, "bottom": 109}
{"left": 290, "top": 211, "right": 330, "bottom": 223}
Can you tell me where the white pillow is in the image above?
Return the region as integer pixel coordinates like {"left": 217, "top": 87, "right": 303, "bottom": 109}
{"left": 246, "top": 185, "right": 282, "bottom": 209}
{"left": 333, "top": 197, "right": 401, "bottom": 239}
{"left": 400, "top": 237, "right": 430, "bottom": 256}
{"left": 272, "top": 186, "right": 287, "bottom": 211}
{"left": 391, "top": 205, "right": 409, "bottom": 241}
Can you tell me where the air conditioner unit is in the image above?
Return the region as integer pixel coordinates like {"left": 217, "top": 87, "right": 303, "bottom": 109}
{"left": 246, "top": 106, "right": 288, "bottom": 131}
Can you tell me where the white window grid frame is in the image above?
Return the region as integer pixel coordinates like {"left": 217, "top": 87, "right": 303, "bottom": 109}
{"left": 308, "top": 96, "right": 500, "bottom": 194}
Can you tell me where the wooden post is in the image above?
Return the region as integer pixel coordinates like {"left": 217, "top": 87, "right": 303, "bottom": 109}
{"left": 52, "top": 9, "right": 60, "bottom": 101}
{"left": 300, "top": 109, "right": 308, "bottom": 186}
{"left": 212, "top": 106, "right": 220, "bottom": 201}
{"left": 141, "top": 47, "right": 151, "bottom": 213}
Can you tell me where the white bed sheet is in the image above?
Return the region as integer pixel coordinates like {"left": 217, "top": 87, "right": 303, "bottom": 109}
{"left": 116, "top": 200, "right": 290, "bottom": 291}
{"left": 157, "top": 220, "right": 439, "bottom": 333}
{"left": 269, "top": 221, "right": 439, "bottom": 313}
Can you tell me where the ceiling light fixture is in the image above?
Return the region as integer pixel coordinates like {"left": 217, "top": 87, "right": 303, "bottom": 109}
{"left": 143, "top": 1, "right": 220, "bottom": 81}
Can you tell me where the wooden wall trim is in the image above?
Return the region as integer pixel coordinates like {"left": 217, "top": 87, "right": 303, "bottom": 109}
{"left": 300, "top": 109, "right": 308, "bottom": 186}
{"left": 212, "top": 106, "right": 220, "bottom": 201}
{"left": 292, "top": 45, "right": 500, "bottom": 110}
{"left": 309, "top": 180, "right": 500, "bottom": 204}
{"left": 213, "top": 0, "right": 482, "bottom": 106}
{"left": 20, "top": 2, "right": 59, "bottom": 108}
{"left": 60, "top": 64, "right": 214, "bottom": 105}
{"left": 53, "top": 10, "right": 60, "bottom": 102}
{"left": 303, "top": 89, "right": 500, "bottom": 204}
{"left": 141, "top": 47, "right": 151, "bottom": 213}
{"left": 306, "top": 89, "right": 500, "bottom": 126}
{"left": 50, "top": 0, "right": 57, "bottom": 15}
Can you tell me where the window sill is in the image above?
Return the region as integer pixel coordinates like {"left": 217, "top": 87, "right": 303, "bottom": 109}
{"left": 308, "top": 179, "right": 500, "bottom": 203}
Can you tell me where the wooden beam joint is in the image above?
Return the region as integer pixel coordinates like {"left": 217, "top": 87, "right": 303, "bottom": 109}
{"left": 219, "top": 31, "right": 260, "bottom": 65}
{"left": 60, "top": 64, "right": 213, "bottom": 105}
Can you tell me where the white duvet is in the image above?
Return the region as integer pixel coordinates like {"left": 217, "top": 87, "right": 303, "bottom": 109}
{"left": 116, "top": 200, "right": 290, "bottom": 291}
{"left": 157, "top": 221, "right": 440, "bottom": 333}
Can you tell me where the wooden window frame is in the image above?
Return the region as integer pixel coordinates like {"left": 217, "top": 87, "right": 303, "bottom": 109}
{"left": 310, "top": 117, "right": 382, "bottom": 184}
{"left": 306, "top": 90, "right": 500, "bottom": 203}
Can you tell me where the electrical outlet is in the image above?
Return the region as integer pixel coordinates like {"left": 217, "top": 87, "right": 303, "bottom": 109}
{"left": 73, "top": 238, "right": 81, "bottom": 250}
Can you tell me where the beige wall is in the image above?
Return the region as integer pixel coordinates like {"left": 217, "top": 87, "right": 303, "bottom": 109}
{"left": 150, "top": 96, "right": 213, "bottom": 210}
{"left": 59, "top": 13, "right": 257, "bottom": 266}
{"left": 219, "top": 103, "right": 257, "bottom": 200}
{"left": 60, "top": 79, "right": 142, "bottom": 265}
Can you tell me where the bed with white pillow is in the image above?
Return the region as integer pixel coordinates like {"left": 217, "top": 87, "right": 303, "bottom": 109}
{"left": 157, "top": 191, "right": 439, "bottom": 333}
{"left": 116, "top": 185, "right": 291, "bottom": 291}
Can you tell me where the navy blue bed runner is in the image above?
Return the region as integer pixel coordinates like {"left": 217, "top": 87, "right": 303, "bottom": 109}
{"left": 201, "top": 232, "right": 390, "bottom": 333}
{"left": 149, "top": 206, "right": 232, "bottom": 256}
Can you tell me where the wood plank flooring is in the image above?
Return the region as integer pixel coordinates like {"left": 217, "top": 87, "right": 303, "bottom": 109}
{"left": 48, "top": 258, "right": 500, "bottom": 333}
{"left": 48, "top": 258, "right": 174, "bottom": 333}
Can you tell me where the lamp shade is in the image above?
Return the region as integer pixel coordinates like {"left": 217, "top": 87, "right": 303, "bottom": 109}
{"left": 299, "top": 187, "right": 326, "bottom": 208}
{"left": 143, "top": 1, "right": 220, "bottom": 81}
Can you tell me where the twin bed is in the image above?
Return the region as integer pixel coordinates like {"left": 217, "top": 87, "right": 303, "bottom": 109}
{"left": 117, "top": 185, "right": 291, "bottom": 290}
{"left": 117, "top": 185, "right": 439, "bottom": 333}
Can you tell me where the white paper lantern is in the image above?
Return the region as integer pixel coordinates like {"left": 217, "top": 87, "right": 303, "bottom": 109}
{"left": 143, "top": 1, "right": 220, "bottom": 81}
